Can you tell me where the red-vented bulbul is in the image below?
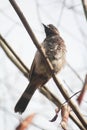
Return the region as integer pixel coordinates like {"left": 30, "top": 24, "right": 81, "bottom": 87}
{"left": 14, "top": 24, "right": 66, "bottom": 114}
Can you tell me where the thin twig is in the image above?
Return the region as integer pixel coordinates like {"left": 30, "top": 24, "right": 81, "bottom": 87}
{"left": 67, "top": 62, "right": 84, "bottom": 84}
{"left": 62, "top": 90, "right": 81, "bottom": 106}
{"left": 57, "top": 0, "right": 66, "bottom": 26}
{"left": 8, "top": 0, "right": 87, "bottom": 128}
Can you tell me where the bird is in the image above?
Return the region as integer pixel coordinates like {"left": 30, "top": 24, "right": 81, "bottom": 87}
{"left": 14, "top": 24, "right": 66, "bottom": 114}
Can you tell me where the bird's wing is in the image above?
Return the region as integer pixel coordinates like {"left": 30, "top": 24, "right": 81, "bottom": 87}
{"left": 29, "top": 58, "right": 36, "bottom": 80}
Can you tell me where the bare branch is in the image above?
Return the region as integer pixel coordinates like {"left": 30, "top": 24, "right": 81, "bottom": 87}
{"left": 81, "top": 0, "right": 87, "bottom": 20}
{"left": 0, "top": 34, "right": 29, "bottom": 78}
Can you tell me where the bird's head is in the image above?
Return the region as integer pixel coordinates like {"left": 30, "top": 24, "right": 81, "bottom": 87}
{"left": 42, "top": 24, "right": 59, "bottom": 37}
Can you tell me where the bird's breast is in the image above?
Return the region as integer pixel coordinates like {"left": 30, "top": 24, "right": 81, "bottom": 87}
{"left": 34, "top": 35, "right": 66, "bottom": 76}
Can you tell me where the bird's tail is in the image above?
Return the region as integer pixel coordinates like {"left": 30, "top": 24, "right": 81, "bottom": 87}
{"left": 14, "top": 83, "right": 37, "bottom": 114}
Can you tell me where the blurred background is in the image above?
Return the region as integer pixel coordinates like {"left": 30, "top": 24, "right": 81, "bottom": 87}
{"left": 0, "top": 0, "right": 87, "bottom": 130}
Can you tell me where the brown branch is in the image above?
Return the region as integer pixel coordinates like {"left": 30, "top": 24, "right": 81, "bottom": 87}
{"left": 5, "top": 0, "right": 87, "bottom": 128}
{"left": 0, "top": 34, "right": 29, "bottom": 78}
{"left": 81, "top": 0, "right": 87, "bottom": 20}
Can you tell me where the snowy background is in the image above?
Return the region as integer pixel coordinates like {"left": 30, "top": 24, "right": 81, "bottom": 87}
{"left": 0, "top": 0, "right": 87, "bottom": 130}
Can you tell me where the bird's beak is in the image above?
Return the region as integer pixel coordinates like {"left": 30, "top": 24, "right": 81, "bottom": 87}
{"left": 42, "top": 23, "right": 49, "bottom": 29}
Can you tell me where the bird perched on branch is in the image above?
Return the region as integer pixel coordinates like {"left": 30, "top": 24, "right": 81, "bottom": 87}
{"left": 15, "top": 24, "right": 66, "bottom": 114}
